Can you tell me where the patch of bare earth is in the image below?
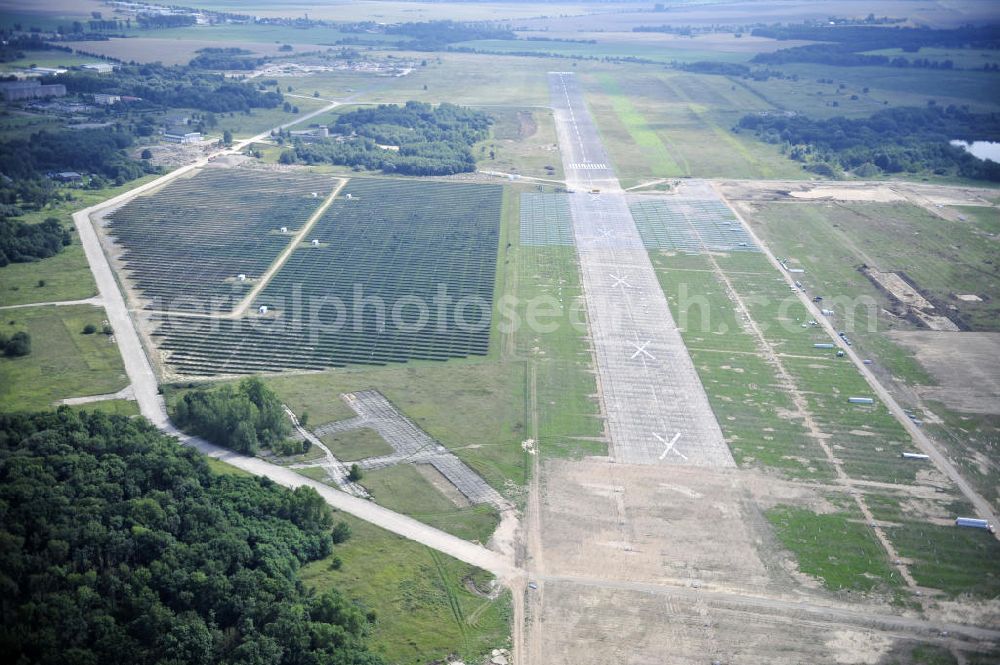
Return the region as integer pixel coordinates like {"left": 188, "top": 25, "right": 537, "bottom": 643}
{"left": 888, "top": 331, "right": 1000, "bottom": 415}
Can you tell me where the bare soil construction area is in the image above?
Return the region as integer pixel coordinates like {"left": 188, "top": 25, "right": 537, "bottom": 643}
{"left": 717, "top": 180, "right": 997, "bottom": 202}
{"left": 887, "top": 331, "right": 1000, "bottom": 415}
{"left": 535, "top": 459, "right": 820, "bottom": 594}
{"left": 526, "top": 459, "right": 995, "bottom": 664}
{"left": 534, "top": 582, "right": 902, "bottom": 665}
{"left": 717, "top": 180, "right": 996, "bottom": 216}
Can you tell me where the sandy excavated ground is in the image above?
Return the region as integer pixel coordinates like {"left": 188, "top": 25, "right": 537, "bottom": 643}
{"left": 789, "top": 186, "right": 905, "bottom": 203}
{"left": 718, "top": 180, "right": 995, "bottom": 203}
{"left": 717, "top": 180, "right": 996, "bottom": 215}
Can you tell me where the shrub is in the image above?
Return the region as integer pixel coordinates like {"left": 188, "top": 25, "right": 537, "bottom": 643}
{"left": 332, "top": 521, "right": 352, "bottom": 544}
{"left": 2, "top": 331, "right": 31, "bottom": 357}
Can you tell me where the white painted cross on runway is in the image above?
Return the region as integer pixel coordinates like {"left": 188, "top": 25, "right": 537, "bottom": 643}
{"left": 656, "top": 432, "right": 687, "bottom": 461}
{"left": 630, "top": 340, "right": 655, "bottom": 361}
{"left": 610, "top": 273, "right": 632, "bottom": 289}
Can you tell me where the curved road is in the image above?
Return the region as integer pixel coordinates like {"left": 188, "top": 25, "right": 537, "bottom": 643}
{"left": 68, "top": 88, "right": 999, "bottom": 662}
{"left": 70, "top": 103, "right": 519, "bottom": 580}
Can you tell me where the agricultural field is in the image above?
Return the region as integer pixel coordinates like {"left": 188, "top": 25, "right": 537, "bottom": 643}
{"left": 106, "top": 168, "right": 339, "bottom": 314}
{"left": 179, "top": 0, "right": 613, "bottom": 21}
{"left": 275, "top": 51, "right": 556, "bottom": 108}
{"left": 0, "top": 303, "right": 128, "bottom": 411}
{"left": 452, "top": 38, "right": 753, "bottom": 64}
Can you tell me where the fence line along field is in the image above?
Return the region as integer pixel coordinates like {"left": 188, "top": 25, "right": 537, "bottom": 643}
{"left": 105, "top": 168, "right": 339, "bottom": 313}
{"left": 140, "top": 174, "right": 503, "bottom": 376}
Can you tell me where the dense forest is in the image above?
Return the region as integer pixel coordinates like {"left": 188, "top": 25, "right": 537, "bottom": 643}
{"left": 0, "top": 409, "right": 382, "bottom": 665}
{"left": 751, "top": 24, "right": 1000, "bottom": 68}
{"left": 737, "top": 105, "right": 1000, "bottom": 181}
{"left": 172, "top": 378, "right": 292, "bottom": 455}
{"left": 0, "top": 126, "right": 149, "bottom": 182}
{"left": 0, "top": 216, "right": 70, "bottom": 266}
{"left": 0, "top": 126, "right": 156, "bottom": 209}
{"left": 290, "top": 101, "right": 491, "bottom": 176}
{"left": 49, "top": 63, "right": 283, "bottom": 113}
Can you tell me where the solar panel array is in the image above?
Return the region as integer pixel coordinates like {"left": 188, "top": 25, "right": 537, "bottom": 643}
{"left": 105, "top": 169, "right": 337, "bottom": 312}
{"left": 628, "top": 197, "right": 759, "bottom": 253}
{"left": 152, "top": 177, "right": 503, "bottom": 376}
{"left": 519, "top": 192, "right": 574, "bottom": 246}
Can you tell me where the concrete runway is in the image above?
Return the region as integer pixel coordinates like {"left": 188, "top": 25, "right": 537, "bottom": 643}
{"left": 548, "top": 72, "right": 732, "bottom": 467}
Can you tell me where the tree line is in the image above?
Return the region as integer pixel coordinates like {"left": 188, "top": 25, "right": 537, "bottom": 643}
{"left": 288, "top": 101, "right": 491, "bottom": 176}
{"left": 48, "top": 62, "right": 283, "bottom": 113}
{"left": 0, "top": 33, "right": 72, "bottom": 62}
{"left": 384, "top": 20, "right": 515, "bottom": 50}
{"left": 136, "top": 13, "right": 197, "bottom": 30}
{"left": 751, "top": 23, "right": 1000, "bottom": 68}
{"left": 189, "top": 47, "right": 268, "bottom": 71}
{"left": 0, "top": 409, "right": 383, "bottom": 664}
{"left": 736, "top": 105, "right": 1000, "bottom": 181}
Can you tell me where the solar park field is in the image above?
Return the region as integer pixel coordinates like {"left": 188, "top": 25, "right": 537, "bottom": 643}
{"left": 104, "top": 168, "right": 503, "bottom": 376}
{"left": 106, "top": 169, "right": 340, "bottom": 313}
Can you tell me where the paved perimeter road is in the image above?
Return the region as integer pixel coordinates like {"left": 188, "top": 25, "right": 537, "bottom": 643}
{"left": 67, "top": 88, "right": 1000, "bottom": 660}
{"left": 70, "top": 103, "right": 518, "bottom": 579}
{"left": 548, "top": 72, "right": 732, "bottom": 467}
